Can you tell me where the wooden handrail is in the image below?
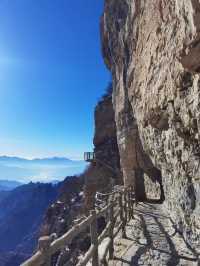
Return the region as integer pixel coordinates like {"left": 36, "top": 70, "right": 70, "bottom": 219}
{"left": 21, "top": 186, "right": 135, "bottom": 266}
{"left": 96, "top": 188, "right": 123, "bottom": 197}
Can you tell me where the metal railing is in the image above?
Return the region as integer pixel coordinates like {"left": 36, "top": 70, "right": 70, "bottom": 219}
{"left": 84, "top": 152, "right": 95, "bottom": 162}
{"left": 21, "top": 186, "right": 135, "bottom": 266}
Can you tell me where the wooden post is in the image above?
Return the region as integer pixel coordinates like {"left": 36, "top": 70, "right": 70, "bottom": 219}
{"left": 106, "top": 194, "right": 109, "bottom": 208}
{"left": 108, "top": 202, "right": 114, "bottom": 260}
{"left": 128, "top": 188, "right": 131, "bottom": 221}
{"left": 127, "top": 187, "right": 133, "bottom": 220}
{"left": 90, "top": 210, "right": 99, "bottom": 266}
{"left": 38, "top": 236, "right": 51, "bottom": 266}
{"left": 119, "top": 192, "right": 126, "bottom": 238}
{"left": 123, "top": 189, "right": 128, "bottom": 238}
{"left": 119, "top": 193, "right": 123, "bottom": 221}
{"left": 130, "top": 186, "right": 134, "bottom": 219}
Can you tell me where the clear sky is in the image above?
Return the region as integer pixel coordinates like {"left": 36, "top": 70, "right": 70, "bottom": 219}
{"left": 0, "top": 0, "right": 110, "bottom": 160}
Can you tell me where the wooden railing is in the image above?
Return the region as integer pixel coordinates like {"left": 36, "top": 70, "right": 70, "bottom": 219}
{"left": 21, "top": 186, "right": 135, "bottom": 266}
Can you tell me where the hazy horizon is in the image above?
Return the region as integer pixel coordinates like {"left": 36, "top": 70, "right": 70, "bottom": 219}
{"left": 0, "top": 155, "right": 88, "bottom": 183}
{"left": 0, "top": 153, "right": 85, "bottom": 161}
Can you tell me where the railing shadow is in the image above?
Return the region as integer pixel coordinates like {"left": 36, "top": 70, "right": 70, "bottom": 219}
{"left": 113, "top": 214, "right": 152, "bottom": 266}
{"left": 153, "top": 216, "right": 180, "bottom": 266}
{"left": 118, "top": 207, "right": 198, "bottom": 266}
{"left": 169, "top": 218, "right": 200, "bottom": 262}
{"left": 138, "top": 202, "right": 158, "bottom": 210}
{"left": 143, "top": 198, "right": 164, "bottom": 204}
{"left": 130, "top": 214, "right": 153, "bottom": 266}
{"left": 154, "top": 216, "right": 199, "bottom": 264}
{"left": 134, "top": 208, "right": 169, "bottom": 220}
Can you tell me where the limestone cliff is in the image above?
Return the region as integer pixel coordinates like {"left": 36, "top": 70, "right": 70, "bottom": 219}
{"left": 84, "top": 88, "right": 122, "bottom": 210}
{"left": 101, "top": 0, "right": 200, "bottom": 250}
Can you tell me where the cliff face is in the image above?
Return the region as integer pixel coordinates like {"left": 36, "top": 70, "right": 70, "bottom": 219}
{"left": 94, "top": 91, "right": 121, "bottom": 183}
{"left": 40, "top": 176, "right": 84, "bottom": 237}
{"left": 84, "top": 91, "right": 122, "bottom": 210}
{"left": 101, "top": 0, "right": 200, "bottom": 248}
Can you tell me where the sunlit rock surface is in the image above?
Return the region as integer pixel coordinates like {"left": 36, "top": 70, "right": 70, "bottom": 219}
{"left": 101, "top": 0, "right": 200, "bottom": 250}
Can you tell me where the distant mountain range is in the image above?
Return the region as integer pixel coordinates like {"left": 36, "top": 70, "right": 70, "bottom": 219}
{"left": 0, "top": 156, "right": 73, "bottom": 165}
{"left": 0, "top": 180, "right": 23, "bottom": 191}
{"left": 0, "top": 156, "right": 87, "bottom": 183}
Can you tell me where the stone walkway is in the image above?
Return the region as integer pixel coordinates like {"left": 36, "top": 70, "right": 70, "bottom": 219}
{"left": 109, "top": 202, "right": 199, "bottom": 266}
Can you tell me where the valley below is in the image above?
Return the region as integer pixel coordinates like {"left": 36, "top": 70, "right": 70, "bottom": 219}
{"left": 0, "top": 176, "right": 85, "bottom": 266}
{"left": 0, "top": 156, "right": 87, "bottom": 266}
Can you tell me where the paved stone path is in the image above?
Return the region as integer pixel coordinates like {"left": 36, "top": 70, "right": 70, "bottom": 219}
{"left": 109, "top": 202, "right": 199, "bottom": 266}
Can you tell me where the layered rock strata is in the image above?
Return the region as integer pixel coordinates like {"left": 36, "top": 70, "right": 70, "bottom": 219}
{"left": 101, "top": 0, "right": 200, "bottom": 249}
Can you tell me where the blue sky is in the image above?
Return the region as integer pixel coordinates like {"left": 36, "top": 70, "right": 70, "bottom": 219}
{"left": 0, "top": 0, "right": 110, "bottom": 160}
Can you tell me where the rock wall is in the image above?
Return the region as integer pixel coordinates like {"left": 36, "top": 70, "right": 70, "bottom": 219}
{"left": 101, "top": 0, "right": 200, "bottom": 250}
{"left": 93, "top": 90, "right": 122, "bottom": 184}
{"left": 84, "top": 90, "right": 122, "bottom": 211}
